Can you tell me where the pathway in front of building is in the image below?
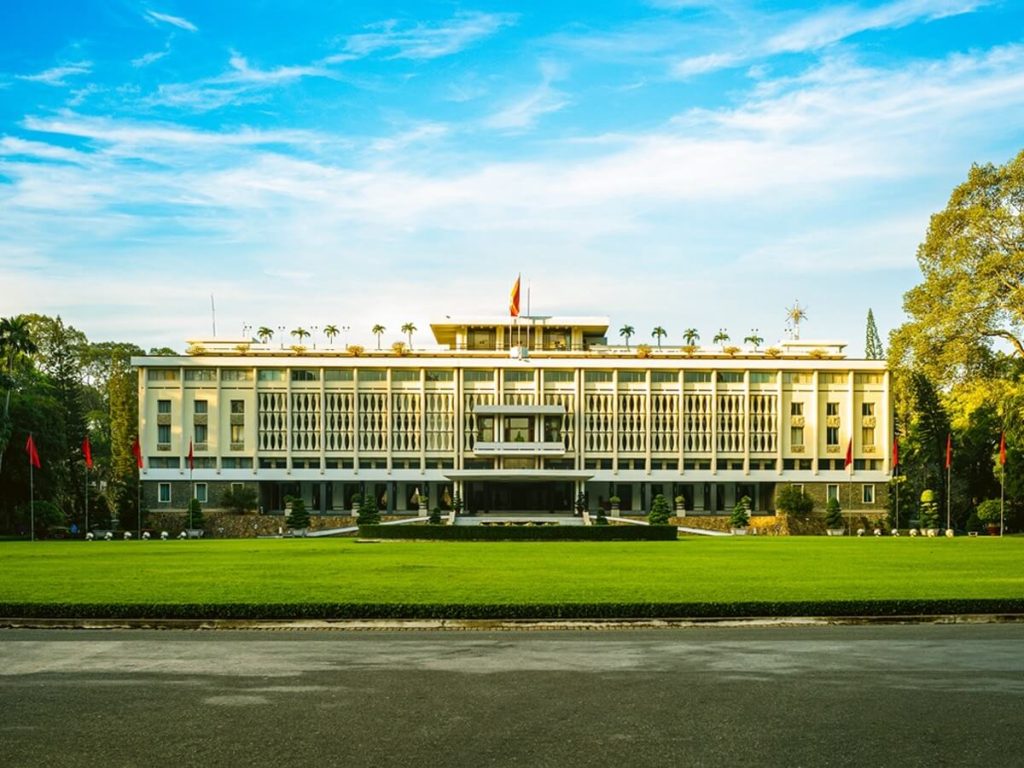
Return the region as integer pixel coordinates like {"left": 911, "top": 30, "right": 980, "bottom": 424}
{"left": 2, "top": 625, "right": 1022, "bottom": 767}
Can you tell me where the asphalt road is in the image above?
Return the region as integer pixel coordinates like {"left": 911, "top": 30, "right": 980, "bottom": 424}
{"left": 2, "top": 624, "right": 1023, "bottom": 767}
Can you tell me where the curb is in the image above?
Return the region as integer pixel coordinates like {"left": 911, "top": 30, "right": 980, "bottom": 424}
{"left": 2, "top": 614, "right": 1023, "bottom": 631}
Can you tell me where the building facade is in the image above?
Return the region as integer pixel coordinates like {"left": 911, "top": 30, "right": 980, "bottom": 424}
{"left": 133, "top": 316, "right": 891, "bottom": 517}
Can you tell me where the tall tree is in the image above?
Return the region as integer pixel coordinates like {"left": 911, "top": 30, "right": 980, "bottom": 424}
{"left": 108, "top": 351, "right": 139, "bottom": 530}
{"left": 865, "top": 309, "right": 884, "bottom": 360}
{"left": 0, "top": 315, "right": 39, "bottom": 474}
{"left": 651, "top": 326, "right": 667, "bottom": 349}
{"left": 683, "top": 328, "right": 700, "bottom": 346}
{"left": 256, "top": 327, "right": 274, "bottom": 345}
{"left": 372, "top": 324, "right": 386, "bottom": 350}
{"left": 401, "top": 322, "right": 416, "bottom": 349}
{"left": 619, "top": 325, "right": 634, "bottom": 349}
{"left": 323, "top": 324, "right": 340, "bottom": 346}
{"left": 890, "top": 150, "right": 1024, "bottom": 384}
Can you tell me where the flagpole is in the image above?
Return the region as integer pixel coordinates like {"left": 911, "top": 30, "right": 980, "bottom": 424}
{"left": 84, "top": 460, "right": 89, "bottom": 538}
{"left": 946, "top": 461, "right": 951, "bottom": 532}
{"left": 137, "top": 469, "right": 142, "bottom": 540}
{"left": 1001, "top": 459, "right": 1005, "bottom": 538}
{"left": 894, "top": 468, "right": 899, "bottom": 532}
{"left": 29, "top": 435, "right": 35, "bottom": 543}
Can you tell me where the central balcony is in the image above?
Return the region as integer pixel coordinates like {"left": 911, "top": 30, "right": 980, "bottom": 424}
{"left": 472, "top": 441, "right": 567, "bottom": 456}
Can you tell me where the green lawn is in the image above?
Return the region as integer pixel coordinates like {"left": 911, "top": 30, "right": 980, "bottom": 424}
{"left": 1, "top": 537, "right": 1022, "bottom": 610}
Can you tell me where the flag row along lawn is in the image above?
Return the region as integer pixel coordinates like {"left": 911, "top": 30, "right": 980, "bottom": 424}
{"left": 1, "top": 537, "right": 1022, "bottom": 619}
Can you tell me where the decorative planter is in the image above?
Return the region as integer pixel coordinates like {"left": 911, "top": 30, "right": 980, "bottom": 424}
{"left": 827, "top": 529, "right": 846, "bottom": 536}
{"left": 675, "top": 504, "right": 686, "bottom": 517}
{"left": 731, "top": 528, "right": 748, "bottom": 536}
{"left": 611, "top": 504, "right": 620, "bottom": 515}
{"left": 986, "top": 524, "right": 1000, "bottom": 536}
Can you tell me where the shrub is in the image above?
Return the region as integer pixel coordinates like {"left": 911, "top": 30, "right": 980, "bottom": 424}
{"left": 574, "top": 492, "right": 587, "bottom": 516}
{"left": 428, "top": 506, "right": 442, "bottom": 525}
{"left": 356, "top": 524, "right": 677, "bottom": 541}
{"left": 452, "top": 492, "right": 464, "bottom": 515}
{"left": 220, "top": 485, "right": 258, "bottom": 515}
{"left": 350, "top": 493, "right": 362, "bottom": 509}
{"left": 287, "top": 497, "right": 310, "bottom": 530}
{"left": 648, "top": 494, "right": 672, "bottom": 526}
{"left": 187, "top": 497, "right": 205, "bottom": 530}
{"left": 919, "top": 489, "right": 940, "bottom": 529}
{"left": 776, "top": 485, "right": 814, "bottom": 519}
{"left": 976, "top": 499, "right": 1001, "bottom": 526}
{"left": 729, "top": 496, "right": 751, "bottom": 529}
{"left": 358, "top": 494, "right": 381, "bottom": 526}
{"left": 825, "top": 497, "right": 844, "bottom": 529}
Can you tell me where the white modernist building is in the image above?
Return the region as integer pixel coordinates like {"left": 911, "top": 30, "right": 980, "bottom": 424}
{"left": 133, "top": 315, "right": 891, "bottom": 517}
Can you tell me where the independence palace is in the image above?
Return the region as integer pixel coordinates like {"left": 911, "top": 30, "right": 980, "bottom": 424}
{"left": 132, "top": 315, "right": 891, "bottom": 517}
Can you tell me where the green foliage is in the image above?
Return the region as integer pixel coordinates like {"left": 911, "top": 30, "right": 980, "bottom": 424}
{"left": 452, "top": 492, "right": 464, "bottom": 515}
{"left": 919, "top": 489, "right": 940, "bottom": 530}
{"left": 220, "top": 485, "right": 258, "bottom": 515}
{"left": 357, "top": 524, "right": 678, "bottom": 541}
{"left": 776, "top": 486, "right": 815, "bottom": 518}
{"left": 825, "top": 497, "right": 844, "bottom": 529}
{"left": 729, "top": 496, "right": 751, "bottom": 528}
{"left": 965, "top": 512, "right": 982, "bottom": 533}
{"left": 287, "top": 497, "right": 310, "bottom": 530}
{"left": 187, "top": 497, "right": 205, "bottom": 530}
{"left": 428, "top": 506, "right": 442, "bottom": 525}
{"left": 976, "top": 499, "right": 1002, "bottom": 525}
{"left": 648, "top": 494, "right": 672, "bottom": 525}
{"left": 358, "top": 494, "right": 381, "bottom": 525}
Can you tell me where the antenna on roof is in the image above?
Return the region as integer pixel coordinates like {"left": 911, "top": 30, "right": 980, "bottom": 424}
{"left": 211, "top": 294, "right": 217, "bottom": 337}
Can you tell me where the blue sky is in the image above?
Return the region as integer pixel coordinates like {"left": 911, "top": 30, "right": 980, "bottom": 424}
{"left": 1, "top": 0, "right": 1022, "bottom": 352}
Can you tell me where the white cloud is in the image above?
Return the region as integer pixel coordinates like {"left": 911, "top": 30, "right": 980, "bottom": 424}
{"left": 370, "top": 123, "right": 449, "bottom": 154}
{"left": 16, "top": 62, "right": 92, "bottom": 86}
{"left": 671, "top": 52, "right": 741, "bottom": 77}
{"left": 132, "top": 49, "right": 169, "bottom": 68}
{"left": 335, "top": 11, "right": 517, "bottom": 61}
{"left": 483, "top": 64, "right": 570, "bottom": 131}
{"left": 144, "top": 10, "right": 198, "bottom": 33}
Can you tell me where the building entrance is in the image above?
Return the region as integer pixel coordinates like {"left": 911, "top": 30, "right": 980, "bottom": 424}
{"left": 464, "top": 481, "right": 574, "bottom": 514}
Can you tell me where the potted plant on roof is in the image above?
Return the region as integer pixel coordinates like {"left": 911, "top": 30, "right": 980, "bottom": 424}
{"left": 825, "top": 496, "right": 845, "bottom": 536}
{"left": 730, "top": 495, "right": 751, "bottom": 535}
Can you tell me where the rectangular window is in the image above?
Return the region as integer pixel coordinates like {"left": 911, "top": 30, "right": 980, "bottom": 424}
{"left": 862, "top": 485, "right": 875, "bottom": 504}
{"left": 750, "top": 372, "right": 776, "bottom": 384}
{"left": 230, "top": 400, "right": 244, "bottom": 415}
{"left": 157, "top": 424, "right": 171, "bottom": 444}
{"left": 222, "top": 458, "right": 254, "bottom": 469}
{"left": 826, "top": 402, "right": 839, "bottom": 416}
{"left": 618, "top": 371, "right": 645, "bottom": 383}
{"left": 158, "top": 483, "right": 171, "bottom": 503}
{"left": 257, "top": 369, "right": 285, "bottom": 382}
{"left": 862, "top": 402, "right": 875, "bottom": 417}
{"left": 157, "top": 399, "right": 171, "bottom": 414}
{"left": 820, "top": 373, "right": 846, "bottom": 385}
{"left": 358, "top": 370, "right": 386, "bottom": 382}
{"left": 862, "top": 427, "right": 875, "bottom": 447}
{"left": 148, "top": 457, "right": 180, "bottom": 469}
{"left": 651, "top": 371, "right": 677, "bottom": 383}
{"left": 194, "top": 424, "right": 208, "bottom": 444}
{"left": 184, "top": 369, "right": 216, "bottom": 381}
{"left": 425, "top": 370, "right": 453, "bottom": 382}
{"left": 784, "top": 372, "right": 813, "bottom": 385}
{"left": 856, "top": 373, "right": 884, "bottom": 385}
{"left": 544, "top": 370, "right": 574, "bottom": 383}
{"left": 543, "top": 415, "right": 562, "bottom": 442}
{"left": 194, "top": 483, "right": 208, "bottom": 503}
{"left": 791, "top": 427, "right": 804, "bottom": 447}
{"left": 464, "top": 369, "right": 495, "bottom": 382}
{"left": 194, "top": 400, "right": 208, "bottom": 414}
{"left": 324, "top": 369, "right": 354, "bottom": 381}
{"left": 505, "top": 416, "right": 534, "bottom": 442}
{"left": 476, "top": 416, "right": 495, "bottom": 442}
{"left": 193, "top": 457, "right": 215, "bottom": 469}
{"left": 392, "top": 370, "right": 419, "bottom": 382}
{"left": 683, "top": 371, "right": 712, "bottom": 383}
{"left": 290, "top": 369, "right": 319, "bottom": 382}
{"left": 148, "top": 369, "right": 179, "bottom": 382}
{"left": 221, "top": 369, "right": 253, "bottom": 381}
{"left": 504, "top": 370, "right": 534, "bottom": 383}
{"left": 584, "top": 370, "right": 613, "bottom": 383}
{"left": 826, "top": 426, "right": 840, "bottom": 446}
{"left": 230, "top": 424, "right": 244, "bottom": 444}
{"left": 716, "top": 372, "right": 743, "bottom": 383}
{"left": 827, "top": 484, "right": 839, "bottom": 502}
{"left": 791, "top": 402, "right": 803, "bottom": 416}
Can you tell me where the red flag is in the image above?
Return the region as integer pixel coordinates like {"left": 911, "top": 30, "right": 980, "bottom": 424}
{"left": 187, "top": 440, "right": 194, "bottom": 471}
{"left": 509, "top": 274, "right": 521, "bottom": 318}
{"left": 131, "top": 437, "right": 143, "bottom": 469}
{"left": 82, "top": 436, "right": 93, "bottom": 470}
{"left": 892, "top": 436, "right": 899, "bottom": 470}
{"left": 999, "top": 432, "right": 1007, "bottom": 467}
{"left": 844, "top": 439, "right": 853, "bottom": 470}
{"left": 25, "top": 435, "right": 41, "bottom": 469}
{"left": 945, "top": 433, "right": 952, "bottom": 470}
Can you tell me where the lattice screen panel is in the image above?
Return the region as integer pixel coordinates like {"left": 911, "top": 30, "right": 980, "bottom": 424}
{"left": 683, "top": 394, "right": 712, "bottom": 453}
{"left": 544, "top": 393, "right": 576, "bottom": 451}
{"left": 749, "top": 394, "right": 778, "bottom": 453}
{"left": 258, "top": 392, "right": 286, "bottom": 451}
{"left": 651, "top": 394, "right": 679, "bottom": 453}
{"left": 503, "top": 391, "right": 536, "bottom": 406}
{"left": 290, "top": 392, "right": 321, "bottom": 452}
{"left": 617, "top": 393, "right": 648, "bottom": 453}
{"left": 583, "top": 393, "right": 613, "bottom": 452}
{"left": 425, "top": 393, "right": 454, "bottom": 452}
{"left": 717, "top": 394, "right": 745, "bottom": 453}
{"left": 324, "top": 392, "right": 354, "bottom": 452}
{"left": 391, "top": 392, "right": 422, "bottom": 452}
{"left": 463, "top": 393, "right": 495, "bottom": 450}
{"left": 359, "top": 393, "right": 387, "bottom": 452}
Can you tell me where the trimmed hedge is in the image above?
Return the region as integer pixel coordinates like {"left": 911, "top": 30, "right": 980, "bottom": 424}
{"left": 2, "top": 598, "right": 1022, "bottom": 621}
{"left": 357, "top": 524, "right": 678, "bottom": 541}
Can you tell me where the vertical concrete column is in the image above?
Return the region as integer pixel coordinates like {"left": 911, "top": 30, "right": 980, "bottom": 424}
{"left": 319, "top": 367, "right": 326, "bottom": 477}
{"left": 612, "top": 371, "right": 619, "bottom": 475}
{"left": 743, "top": 369, "right": 751, "bottom": 476}
{"left": 710, "top": 372, "right": 718, "bottom": 477}
{"left": 677, "top": 370, "right": 685, "bottom": 477}
{"left": 353, "top": 369, "right": 360, "bottom": 476}
{"left": 644, "top": 369, "right": 652, "bottom": 478}
{"left": 419, "top": 368, "right": 427, "bottom": 475}
{"left": 775, "top": 367, "right": 784, "bottom": 477}
{"left": 385, "top": 369, "right": 393, "bottom": 474}
{"left": 811, "top": 370, "right": 820, "bottom": 477}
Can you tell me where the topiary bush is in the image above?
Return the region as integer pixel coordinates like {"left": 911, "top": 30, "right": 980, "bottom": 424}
{"left": 729, "top": 496, "right": 751, "bottom": 529}
{"left": 358, "top": 494, "right": 381, "bottom": 526}
{"left": 220, "top": 485, "right": 258, "bottom": 514}
{"left": 825, "top": 497, "right": 844, "bottom": 529}
{"left": 919, "top": 489, "right": 940, "bottom": 530}
{"left": 287, "top": 497, "right": 310, "bottom": 530}
{"left": 976, "top": 499, "right": 1001, "bottom": 527}
{"left": 776, "top": 485, "right": 815, "bottom": 518}
{"left": 187, "top": 497, "right": 205, "bottom": 530}
{"left": 428, "top": 506, "right": 442, "bottom": 525}
{"left": 648, "top": 494, "right": 672, "bottom": 525}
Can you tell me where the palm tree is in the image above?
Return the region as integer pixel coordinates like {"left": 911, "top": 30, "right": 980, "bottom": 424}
{"left": 651, "top": 326, "right": 667, "bottom": 349}
{"left": 786, "top": 301, "right": 808, "bottom": 340}
{"left": 619, "top": 325, "right": 635, "bottom": 349}
{"left": 713, "top": 329, "right": 731, "bottom": 350}
{"left": 683, "top": 328, "right": 700, "bottom": 346}
{"left": 372, "top": 324, "right": 386, "bottom": 351}
{"left": 323, "top": 324, "right": 340, "bottom": 346}
{"left": 256, "top": 327, "right": 274, "bottom": 345}
{"left": 744, "top": 329, "right": 764, "bottom": 351}
{"left": 401, "top": 322, "right": 417, "bottom": 349}
{"left": 290, "top": 327, "right": 310, "bottom": 346}
{"left": 0, "top": 315, "right": 38, "bottom": 473}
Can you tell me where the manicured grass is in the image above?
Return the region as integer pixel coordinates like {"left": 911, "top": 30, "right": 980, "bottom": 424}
{"left": 1, "top": 537, "right": 1022, "bottom": 610}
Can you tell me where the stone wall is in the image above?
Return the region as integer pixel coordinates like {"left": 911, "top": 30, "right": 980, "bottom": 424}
{"left": 670, "top": 510, "right": 891, "bottom": 536}
{"left": 144, "top": 512, "right": 407, "bottom": 537}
